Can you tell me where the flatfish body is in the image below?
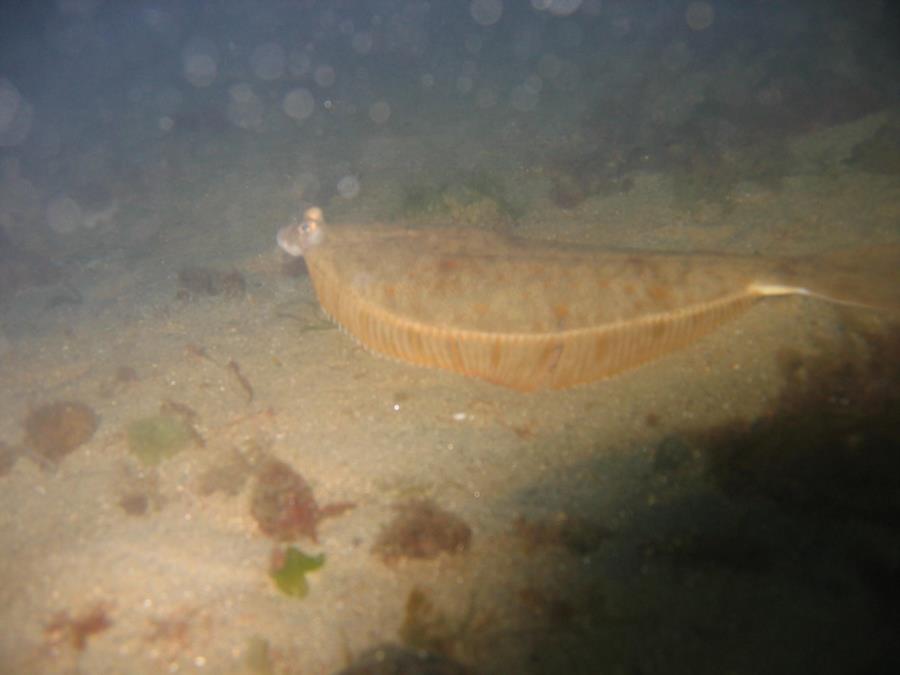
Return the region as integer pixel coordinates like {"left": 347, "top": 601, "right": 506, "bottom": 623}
{"left": 277, "top": 209, "right": 899, "bottom": 391}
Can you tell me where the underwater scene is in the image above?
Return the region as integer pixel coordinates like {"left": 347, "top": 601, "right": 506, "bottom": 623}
{"left": 1, "top": 1, "right": 899, "bottom": 673}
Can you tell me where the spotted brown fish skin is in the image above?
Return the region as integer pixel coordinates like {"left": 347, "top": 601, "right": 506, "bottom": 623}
{"left": 276, "top": 208, "right": 900, "bottom": 390}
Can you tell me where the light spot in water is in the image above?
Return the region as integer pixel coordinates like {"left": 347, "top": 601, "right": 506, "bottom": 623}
{"left": 227, "top": 83, "right": 264, "bottom": 131}
{"left": 337, "top": 175, "right": 360, "bottom": 199}
{"left": 351, "top": 31, "right": 374, "bottom": 55}
{"left": 470, "top": 0, "right": 503, "bottom": 27}
{"left": 289, "top": 49, "right": 312, "bottom": 77}
{"left": 0, "top": 79, "right": 32, "bottom": 147}
{"left": 533, "top": 0, "right": 583, "bottom": 17}
{"left": 314, "top": 65, "right": 336, "bottom": 88}
{"left": 475, "top": 87, "right": 498, "bottom": 109}
{"left": 251, "top": 42, "right": 286, "bottom": 81}
{"left": 46, "top": 194, "right": 83, "bottom": 234}
{"left": 291, "top": 171, "right": 320, "bottom": 200}
{"left": 283, "top": 88, "right": 315, "bottom": 122}
{"left": 369, "top": 100, "right": 391, "bottom": 125}
{"left": 0, "top": 79, "right": 22, "bottom": 132}
{"left": 510, "top": 83, "right": 539, "bottom": 112}
{"left": 182, "top": 37, "right": 218, "bottom": 87}
{"left": 686, "top": 1, "right": 715, "bottom": 31}
{"left": 537, "top": 54, "right": 562, "bottom": 80}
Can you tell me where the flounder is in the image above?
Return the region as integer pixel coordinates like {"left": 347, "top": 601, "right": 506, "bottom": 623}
{"left": 277, "top": 208, "right": 899, "bottom": 391}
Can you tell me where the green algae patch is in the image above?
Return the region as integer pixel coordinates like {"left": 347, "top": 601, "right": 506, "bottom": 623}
{"left": 270, "top": 547, "right": 325, "bottom": 598}
{"left": 126, "top": 414, "right": 194, "bottom": 466}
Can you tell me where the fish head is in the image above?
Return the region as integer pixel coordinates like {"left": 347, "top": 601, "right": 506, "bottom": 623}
{"left": 277, "top": 206, "right": 325, "bottom": 257}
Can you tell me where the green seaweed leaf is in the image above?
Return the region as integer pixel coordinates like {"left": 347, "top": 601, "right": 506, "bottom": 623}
{"left": 270, "top": 547, "right": 325, "bottom": 598}
{"left": 126, "top": 414, "right": 193, "bottom": 466}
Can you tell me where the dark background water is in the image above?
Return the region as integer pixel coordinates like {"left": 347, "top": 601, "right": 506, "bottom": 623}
{"left": 2, "top": 0, "right": 899, "bottom": 273}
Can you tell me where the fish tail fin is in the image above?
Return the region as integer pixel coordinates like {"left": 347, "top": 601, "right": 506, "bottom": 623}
{"left": 772, "top": 244, "right": 900, "bottom": 313}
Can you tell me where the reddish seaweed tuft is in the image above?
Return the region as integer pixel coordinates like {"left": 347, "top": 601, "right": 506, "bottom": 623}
{"left": 372, "top": 499, "right": 472, "bottom": 563}
{"left": 250, "top": 458, "right": 354, "bottom": 542}
{"left": 24, "top": 400, "right": 98, "bottom": 464}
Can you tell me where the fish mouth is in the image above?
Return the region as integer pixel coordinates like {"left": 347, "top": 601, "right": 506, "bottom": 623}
{"left": 276, "top": 224, "right": 304, "bottom": 257}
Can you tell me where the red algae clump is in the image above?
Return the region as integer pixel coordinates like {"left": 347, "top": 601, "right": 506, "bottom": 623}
{"left": 372, "top": 499, "right": 472, "bottom": 563}
{"left": 24, "top": 400, "right": 98, "bottom": 463}
{"left": 44, "top": 604, "right": 112, "bottom": 652}
{"left": 250, "top": 458, "right": 354, "bottom": 542}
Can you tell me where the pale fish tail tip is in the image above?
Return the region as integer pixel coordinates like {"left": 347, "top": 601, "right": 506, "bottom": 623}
{"left": 772, "top": 244, "right": 900, "bottom": 314}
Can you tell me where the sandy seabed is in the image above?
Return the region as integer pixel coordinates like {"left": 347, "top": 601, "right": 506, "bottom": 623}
{"left": 1, "top": 113, "right": 899, "bottom": 674}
